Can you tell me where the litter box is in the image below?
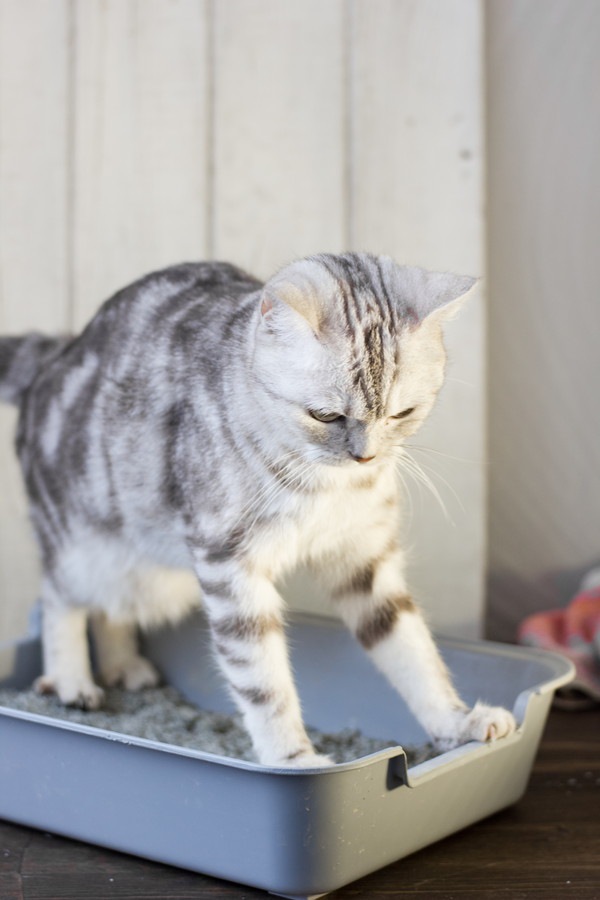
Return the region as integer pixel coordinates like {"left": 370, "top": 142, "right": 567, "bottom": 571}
{"left": 0, "top": 610, "right": 573, "bottom": 898}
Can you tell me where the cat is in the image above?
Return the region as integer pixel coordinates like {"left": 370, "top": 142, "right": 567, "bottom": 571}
{"left": 0, "top": 253, "right": 516, "bottom": 766}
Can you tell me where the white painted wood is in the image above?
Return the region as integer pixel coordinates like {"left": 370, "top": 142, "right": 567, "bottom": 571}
{"left": 350, "top": 0, "right": 486, "bottom": 636}
{"left": 72, "top": 0, "right": 209, "bottom": 328}
{"left": 0, "top": 0, "right": 488, "bottom": 642}
{"left": 0, "top": 0, "right": 70, "bottom": 641}
{"left": 212, "top": 0, "right": 347, "bottom": 617}
{"left": 486, "top": 0, "right": 600, "bottom": 630}
{"left": 212, "top": 0, "right": 346, "bottom": 276}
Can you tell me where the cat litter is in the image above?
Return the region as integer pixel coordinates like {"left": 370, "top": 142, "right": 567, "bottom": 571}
{"left": 0, "top": 611, "right": 573, "bottom": 899}
{"left": 0, "top": 684, "right": 436, "bottom": 767}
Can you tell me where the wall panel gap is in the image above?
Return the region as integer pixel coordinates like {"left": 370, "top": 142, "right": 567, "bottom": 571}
{"left": 205, "top": 0, "right": 216, "bottom": 259}
{"left": 66, "top": 0, "right": 76, "bottom": 330}
{"left": 343, "top": 0, "right": 354, "bottom": 250}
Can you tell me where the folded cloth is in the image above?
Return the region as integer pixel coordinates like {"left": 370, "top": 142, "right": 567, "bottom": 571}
{"left": 518, "top": 578, "right": 600, "bottom": 709}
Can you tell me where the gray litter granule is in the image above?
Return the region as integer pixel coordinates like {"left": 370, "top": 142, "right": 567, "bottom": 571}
{"left": 0, "top": 685, "right": 437, "bottom": 767}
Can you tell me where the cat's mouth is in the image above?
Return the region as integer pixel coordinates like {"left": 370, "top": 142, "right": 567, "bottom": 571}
{"left": 310, "top": 450, "right": 384, "bottom": 469}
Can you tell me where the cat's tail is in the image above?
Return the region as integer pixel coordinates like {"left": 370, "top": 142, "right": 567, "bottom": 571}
{"left": 0, "top": 333, "right": 71, "bottom": 405}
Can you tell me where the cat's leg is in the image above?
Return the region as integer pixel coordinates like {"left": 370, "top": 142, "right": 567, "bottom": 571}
{"left": 131, "top": 565, "right": 202, "bottom": 628}
{"left": 34, "top": 582, "right": 104, "bottom": 710}
{"left": 329, "top": 545, "right": 517, "bottom": 750}
{"left": 90, "top": 564, "right": 197, "bottom": 689}
{"left": 91, "top": 612, "right": 160, "bottom": 690}
{"left": 195, "top": 561, "right": 330, "bottom": 767}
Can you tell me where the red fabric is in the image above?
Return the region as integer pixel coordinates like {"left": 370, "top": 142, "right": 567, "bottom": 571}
{"left": 518, "top": 588, "right": 600, "bottom": 705}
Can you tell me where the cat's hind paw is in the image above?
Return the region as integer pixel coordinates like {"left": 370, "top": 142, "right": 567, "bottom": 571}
{"left": 100, "top": 654, "right": 160, "bottom": 691}
{"left": 34, "top": 674, "right": 105, "bottom": 710}
{"left": 278, "top": 751, "right": 334, "bottom": 769}
{"left": 260, "top": 748, "right": 334, "bottom": 768}
{"left": 434, "top": 702, "right": 517, "bottom": 752}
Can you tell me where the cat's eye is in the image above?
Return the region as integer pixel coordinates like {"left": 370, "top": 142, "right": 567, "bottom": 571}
{"left": 308, "top": 409, "right": 344, "bottom": 423}
{"left": 390, "top": 407, "right": 415, "bottom": 420}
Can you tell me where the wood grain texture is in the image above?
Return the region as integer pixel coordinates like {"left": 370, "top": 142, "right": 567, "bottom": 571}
{"left": 350, "top": 0, "right": 483, "bottom": 271}
{"left": 212, "top": 0, "right": 346, "bottom": 275}
{"left": 0, "top": 0, "right": 70, "bottom": 641}
{"left": 0, "top": 0, "right": 488, "bottom": 640}
{"left": 486, "top": 0, "right": 600, "bottom": 629}
{"left": 350, "top": 0, "right": 486, "bottom": 635}
{"left": 72, "top": 0, "right": 209, "bottom": 328}
{"left": 1, "top": 709, "right": 598, "bottom": 898}
{"left": 212, "top": 0, "right": 346, "bottom": 619}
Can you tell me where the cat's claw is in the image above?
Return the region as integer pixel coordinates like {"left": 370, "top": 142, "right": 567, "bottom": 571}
{"left": 433, "top": 702, "right": 517, "bottom": 752}
{"left": 34, "top": 674, "right": 105, "bottom": 711}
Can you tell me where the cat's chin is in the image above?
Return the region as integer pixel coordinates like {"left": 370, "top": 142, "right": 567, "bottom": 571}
{"left": 311, "top": 456, "right": 362, "bottom": 475}
{"left": 314, "top": 454, "right": 386, "bottom": 471}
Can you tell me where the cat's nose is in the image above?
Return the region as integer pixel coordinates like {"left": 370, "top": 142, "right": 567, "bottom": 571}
{"left": 352, "top": 454, "right": 376, "bottom": 463}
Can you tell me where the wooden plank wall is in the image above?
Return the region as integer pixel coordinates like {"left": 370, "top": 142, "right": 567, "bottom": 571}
{"left": 0, "top": 0, "right": 484, "bottom": 642}
{"left": 0, "top": 0, "right": 70, "bottom": 642}
{"left": 486, "top": 0, "right": 600, "bottom": 638}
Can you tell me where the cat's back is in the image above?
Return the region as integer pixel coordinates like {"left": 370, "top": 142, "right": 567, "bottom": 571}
{"left": 17, "top": 261, "right": 262, "bottom": 466}
{"left": 27, "top": 261, "right": 261, "bottom": 397}
{"left": 80, "top": 261, "right": 262, "bottom": 354}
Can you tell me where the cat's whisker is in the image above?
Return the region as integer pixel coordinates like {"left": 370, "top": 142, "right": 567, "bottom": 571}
{"left": 405, "top": 453, "right": 465, "bottom": 514}
{"left": 393, "top": 449, "right": 453, "bottom": 524}
{"left": 246, "top": 473, "right": 306, "bottom": 532}
{"left": 242, "top": 469, "right": 296, "bottom": 526}
{"left": 393, "top": 464, "right": 414, "bottom": 524}
{"left": 236, "top": 450, "right": 306, "bottom": 521}
{"left": 245, "top": 455, "right": 319, "bottom": 531}
{"left": 408, "top": 444, "right": 481, "bottom": 466}
{"left": 445, "top": 376, "right": 474, "bottom": 388}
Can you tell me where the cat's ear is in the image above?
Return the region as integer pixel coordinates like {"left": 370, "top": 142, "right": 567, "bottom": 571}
{"left": 416, "top": 271, "right": 479, "bottom": 323}
{"left": 385, "top": 260, "right": 478, "bottom": 327}
{"left": 260, "top": 292, "right": 275, "bottom": 318}
{"left": 258, "top": 280, "right": 320, "bottom": 336}
{"left": 428, "top": 272, "right": 480, "bottom": 321}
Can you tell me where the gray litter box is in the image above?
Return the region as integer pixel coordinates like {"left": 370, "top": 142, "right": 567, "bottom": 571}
{"left": 0, "top": 610, "right": 573, "bottom": 899}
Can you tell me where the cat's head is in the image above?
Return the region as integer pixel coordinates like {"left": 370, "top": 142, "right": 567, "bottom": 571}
{"left": 253, "top": 253, "right": 476, "bottom": 468}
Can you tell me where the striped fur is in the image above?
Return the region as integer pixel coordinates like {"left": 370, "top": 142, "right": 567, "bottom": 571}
{"left": 0, "top": 254, "right": 516, "bottom": 765}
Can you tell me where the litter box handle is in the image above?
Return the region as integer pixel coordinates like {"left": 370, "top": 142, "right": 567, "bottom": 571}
{"left": 386, "top": 748, "right": 410, "bottom": 789}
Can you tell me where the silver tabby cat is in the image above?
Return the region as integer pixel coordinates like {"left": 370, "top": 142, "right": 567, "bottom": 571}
{"left": 0, "top": 253, "right": 516, "bottom": 766}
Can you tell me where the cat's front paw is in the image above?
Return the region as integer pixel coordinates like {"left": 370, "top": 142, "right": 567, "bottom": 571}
{"left": 434, "top": 702, "right": 517, "bottom": 752}
{"left": 100, "top": 654, "right": 160, "bottom": 691}
{"left": 34, "top": 674, "right": 105, "bottom": 710}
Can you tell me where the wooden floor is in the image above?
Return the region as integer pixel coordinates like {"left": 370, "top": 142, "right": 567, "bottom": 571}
{"left": 1, "top": 709, "right": 598, "bottom": 900}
